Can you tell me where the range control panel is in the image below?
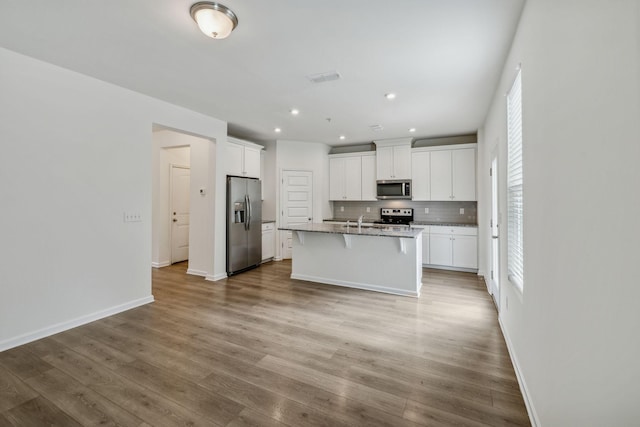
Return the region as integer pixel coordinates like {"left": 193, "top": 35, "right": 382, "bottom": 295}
{"left": 381, "top": 208, "right": 413, "bottom": 217}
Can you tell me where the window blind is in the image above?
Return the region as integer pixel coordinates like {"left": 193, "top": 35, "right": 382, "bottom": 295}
{"left": 507, "top": 70, "right": 524, "bottom": 290}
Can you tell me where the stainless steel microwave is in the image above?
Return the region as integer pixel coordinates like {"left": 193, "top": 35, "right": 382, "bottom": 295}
{"left": 376, "top": 179, "right": 412, "bottom": 200}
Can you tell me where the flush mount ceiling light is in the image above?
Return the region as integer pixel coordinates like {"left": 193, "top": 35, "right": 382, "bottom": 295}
{"left": 274, "top": 127, "right": 282, "bottom": 133}
{"left": 385, "top": 93, "right": 396, "bottom": 100}
{"left": 339, "top": 135, "right": 346, "bottom": 140}
{"left": 190, "top": 2, "right": 238, "bottom": 39}
{"left": 408, "top": 128, "right": 416, "bottom": 133}
{"left": 290, "top": 109, "right": 299, "bottom": 116}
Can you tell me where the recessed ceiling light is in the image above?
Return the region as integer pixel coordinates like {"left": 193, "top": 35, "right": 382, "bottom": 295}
{"left": 409, "top": 128, "right": 416, "bottom": 133}
{"left": 385, "top": 93, "right": 396, "bottom": 100}
{"left": 290, "top": 109, "right": 299, "bottom": 115}
{"left": 339, "top": 135, "right": 346, "bottom": 140}
{"left": 274, "top": 127, "right": 281, "bottom": 133}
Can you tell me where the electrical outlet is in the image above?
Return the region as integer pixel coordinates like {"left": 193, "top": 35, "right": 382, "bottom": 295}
{"left": 123, "top": 212, "right": 142, "bottom": 222}
{"left": 340, "top": 206, "right": 344, "bottom": 212}
{"left": 424, "top": 208, "right": 429, "bottom": 214}
{"left": 366, "top": 207, "right": 371, "bottom": 213}
{"left": 459, "top": 208, "right": 465, "bottom": 214}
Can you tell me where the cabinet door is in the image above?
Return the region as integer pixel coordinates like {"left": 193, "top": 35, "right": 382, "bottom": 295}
{"left": 361, "top": 155, "right": 377, "bottom": 201}
{"left": 452, "top": 148, "right": 476, "bottom": 201}
{"left": 226, "top": 142, "right": 244, "bottom": 176}
{"left": 429, "top": 233, "right": 453, "bottom": 266}
{"left": 422, "top": 230, "right": 430, "bottom": 265}
{"left": 343, "top": 156, "right": 362, "bottom": 200}
{"left": 244, "top": 146, "right": 261, "bottom": 178}
{"left": 393, "top": 145, "right": 412, "bottom": 179}
{"left": 376, "top": 146, "right": 394, "bottom": 180}
{"left": 430, "top": 150, "right": 453, "bottom": 200}
{"left": 329, "top": 157, "right": 345, "bottom": 201}
{"left": 411, "top": 151, "right": 430, "bottom": 201}
{"left": 262, "top": 229, "right": 274, "bottom": 261}
{"left": 452, "top": 235, "right": 477, "bottom": 269}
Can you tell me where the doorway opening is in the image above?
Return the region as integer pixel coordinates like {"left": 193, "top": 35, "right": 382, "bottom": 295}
{"left": 490, "top": 153, "right": 500, "bottom": 310}
{"left": 170, "top": 164, "right": 191, "bottom": 264}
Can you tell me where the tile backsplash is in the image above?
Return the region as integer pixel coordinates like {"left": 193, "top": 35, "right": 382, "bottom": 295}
{"left": 330, "top": 200, "right": 477, "bottom": 224}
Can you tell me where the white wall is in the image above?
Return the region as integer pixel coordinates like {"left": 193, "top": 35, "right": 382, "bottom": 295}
{"left": 275, "top": 140, "right": 331, "bottom": 259}
{"left": 0, "top": 47, "right": 228, "bottom": 350}
{"left": 478, "top": 1, "right": 640, "bottom": 425}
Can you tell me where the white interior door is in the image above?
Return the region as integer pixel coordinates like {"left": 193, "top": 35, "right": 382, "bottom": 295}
{"left": 170, "top": 165, "right": 190, "bottom": 264}
{"left": 490, "top": 155, "right": 500, "bottom": 310}
{"left": 280, "top": 170, "right": 313, "bottom": 259}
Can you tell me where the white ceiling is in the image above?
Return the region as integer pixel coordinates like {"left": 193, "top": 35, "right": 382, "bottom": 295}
{"left": 0, "top": 0, "right": 525, "bottom": 146}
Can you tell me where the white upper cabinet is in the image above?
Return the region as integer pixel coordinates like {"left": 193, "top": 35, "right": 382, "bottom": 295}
{"left": 227, "top": 137, "right": 263, "bottom": 178}
{"left": 329, "top": 152, "right": 376, "bottom": 201}
{"left": 411, "top": 150, "right": 431, "bottom": 201}
{"left": 452, "top": 148, "right": 476, "bottom": 201}
{"left": 430, "top": 150, "right": 454, "bottom": 200}
{"left": 361, "top": 153, "right": 377, "bottom": 201}
{"left": 429, "top": 145, "right": 476, "bottom": 201}
{"left": 374, "top": 138, "right": 412, "bottom": 180}
{"left": 329, "top": 154, "right": 362, "bottom": 201}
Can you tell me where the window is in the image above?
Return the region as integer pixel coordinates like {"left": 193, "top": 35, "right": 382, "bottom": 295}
{"left": 507, "top": 69, "right": 524, "bottom": 291}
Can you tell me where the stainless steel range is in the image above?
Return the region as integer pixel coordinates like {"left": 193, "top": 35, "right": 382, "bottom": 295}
{"left": 375, "top": 208, "right": 413, "bottom": 226}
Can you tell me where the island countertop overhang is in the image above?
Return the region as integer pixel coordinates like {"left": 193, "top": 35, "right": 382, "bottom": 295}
{"left": 279, "top": 223, "right": 422, "bottom": 238}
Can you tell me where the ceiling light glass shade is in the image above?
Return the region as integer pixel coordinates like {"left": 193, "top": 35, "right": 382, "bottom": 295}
{"left": 190, "top": 2, "right": 238, "bottom": 39}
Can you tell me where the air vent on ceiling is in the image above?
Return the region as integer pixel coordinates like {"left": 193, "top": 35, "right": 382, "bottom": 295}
{"left": 307, "top": 71, "right": 341, "bottom": 84}
{"left": 369, "top": 124, "right": 384, "bottom": 132}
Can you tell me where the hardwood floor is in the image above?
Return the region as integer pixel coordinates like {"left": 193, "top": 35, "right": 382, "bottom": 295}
{"left": 0, "top": 261, "right": 530, "bottom": 426}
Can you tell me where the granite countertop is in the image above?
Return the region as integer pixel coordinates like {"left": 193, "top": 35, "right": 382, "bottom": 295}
{"left": 323, "top": 218, "right": 478, "bottom": 228}
{"left": 279, "top": 223, "right": 422, "bottom": 238}
{"left": 411, "top": 221, "right": 478, "bottom": 227}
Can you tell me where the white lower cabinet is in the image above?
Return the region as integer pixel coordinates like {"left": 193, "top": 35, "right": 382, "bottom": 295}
{"left": 261, "top": 222, "right": 275, "bottom": 262}
{"left": 429, "top": 226, "right": 478, "bottom": 270}
{"left": 411, "top": 225, "right": 430, "bottom": 265}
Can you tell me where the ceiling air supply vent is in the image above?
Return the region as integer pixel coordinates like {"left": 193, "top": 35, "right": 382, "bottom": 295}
{"left": 307, "top": 71, "right": 341, "bottom": 84}
{"left": 369, "top": 124, "right": 384, "bottom": 132}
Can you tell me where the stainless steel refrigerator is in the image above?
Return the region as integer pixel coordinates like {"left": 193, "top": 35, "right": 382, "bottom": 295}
{"left": 226, "top": 176, "right": 262, "bottom": 275}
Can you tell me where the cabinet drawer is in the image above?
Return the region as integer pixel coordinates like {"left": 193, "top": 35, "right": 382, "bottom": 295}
{"left": 430, "top": 226, "right": 477, "bottom": 236}
{"left": 262, "top": 222, "right": 275, "bottom": 231}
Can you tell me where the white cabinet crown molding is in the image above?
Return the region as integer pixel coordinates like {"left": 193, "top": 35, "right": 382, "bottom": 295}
{"left": 227, "top": 136, "right": 264, "bottom": 151}
{"left": 373, "top": 137, "right": 413, "bottom": 148}
{"left": 411, "top": 143, "right": 477, "bottom": 153}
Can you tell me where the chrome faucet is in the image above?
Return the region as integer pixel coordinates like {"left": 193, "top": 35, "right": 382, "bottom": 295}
{"left": 357, "top": 215, "right": 364, "bottom": 228}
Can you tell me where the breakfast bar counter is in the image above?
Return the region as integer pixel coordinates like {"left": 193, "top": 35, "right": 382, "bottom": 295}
{"left": 279, "top": 223, "right": 423, "bottom": 297}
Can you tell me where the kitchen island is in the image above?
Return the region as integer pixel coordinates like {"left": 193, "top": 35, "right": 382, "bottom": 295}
{"left": 279, "top": 223, "right": 423, "bottom": 297}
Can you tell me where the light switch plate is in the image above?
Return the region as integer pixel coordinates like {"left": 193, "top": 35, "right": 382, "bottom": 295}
{"left": 366, "top": 207, "right": 371, "bottom": 213}
{"left": 340, "top": 206, "right": 344, "bottom": 212}
{"left": 424, "top": 208, "right": 429, "bottom": 214}
{"left": 459, "top": 208, "right": 465, "bottom": 214}
{"left": 124, "top": 212, "right": 142, "bottom": 222}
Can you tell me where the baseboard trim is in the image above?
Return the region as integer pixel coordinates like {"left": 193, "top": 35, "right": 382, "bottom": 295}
{"left": 186, "top": 268, "right": 207, "bottom": 277}
{"left": 206, "top": 272, "right": 227, "bottom": 281}
{"left": 0, "top": 295, "right": 154, "bottom": 352}
{"left": 498, "top": 316, "right": 540, "bottom": 427}
{"left": 291, "top": 273, "right": 420, "bottom": 298}
{"left": 151, "top": 261, "right": 171, "bottom": 268}
{"left": 425, "top": 264, "right": 478, "bottom": 273}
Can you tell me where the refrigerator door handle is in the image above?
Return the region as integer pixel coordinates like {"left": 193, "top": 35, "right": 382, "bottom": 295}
{"left": 245, "top": 194, "right": 251, "bottom": 230}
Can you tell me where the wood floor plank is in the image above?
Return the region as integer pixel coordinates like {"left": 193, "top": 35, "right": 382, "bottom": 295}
{"left": 0, "top": 260, "right": 530, "bottom": 426}
{"left": 24, "top": 368, "right": 146, "bottom": 427}
{"left": 3, "top": 396, "right": 83, "bottom": 427}
{"left": 115, "top": 359, "right": 244, "bottom": 425}
{"left": 0, "top": 365, "right": 39, "bottom": 413}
